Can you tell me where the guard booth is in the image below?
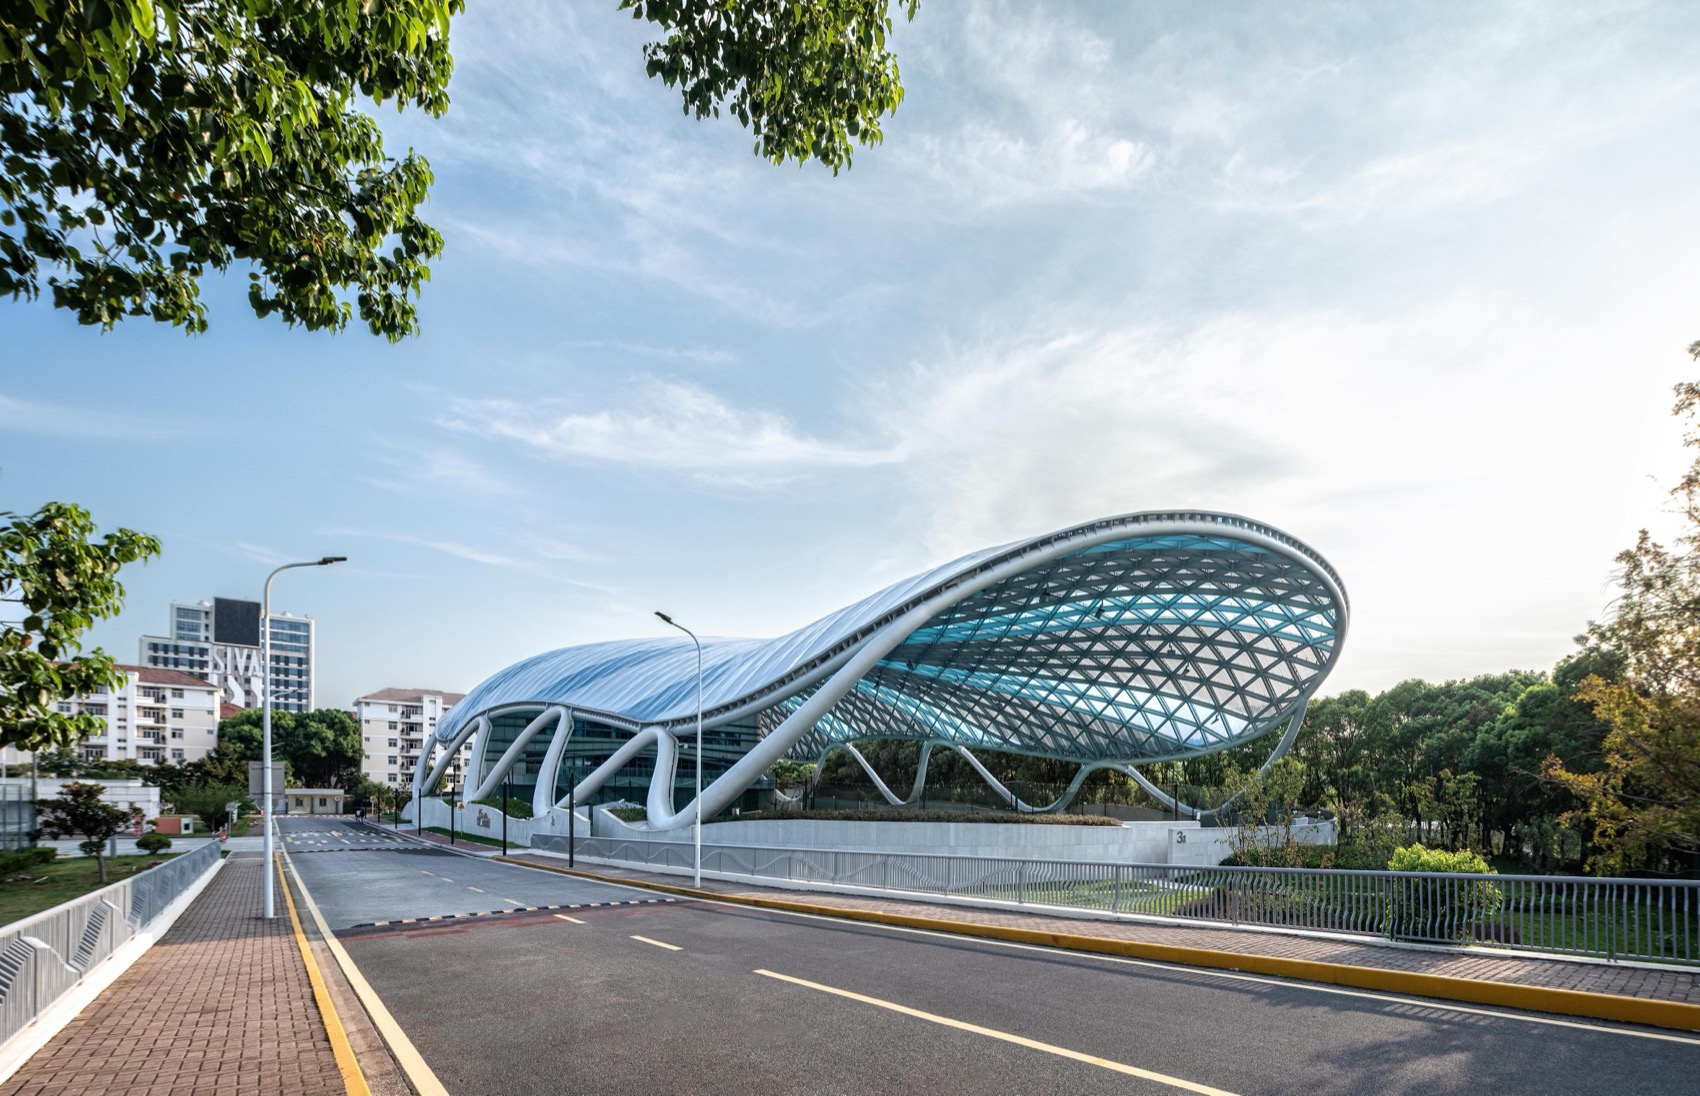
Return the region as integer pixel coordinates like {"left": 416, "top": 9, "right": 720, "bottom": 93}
{"left": 286, "top": 789, "right": 346, "bottom": 815}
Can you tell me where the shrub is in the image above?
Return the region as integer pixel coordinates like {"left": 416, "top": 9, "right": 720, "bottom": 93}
{"left": 731, "top": 808, "right": 1123, "bottom": 826}
{"left": 136, "top": 833, "right": 172, "bottom": 855}
{"left": 1385, "top": 842, "right": 1504, "bottom": 941}
{"left": 472, "top": 796, "right": 533, "bottom": 820}
{"left": 608, "top": 806, "right": 647, "bottom": 823}
{"left": 0, "top": 846, "right": 57, "bottom": 873}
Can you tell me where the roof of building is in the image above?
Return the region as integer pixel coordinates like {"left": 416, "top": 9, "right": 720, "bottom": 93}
{"left": 219, "top": 702, "right": 244, "bottom": 720}
{"left": 357, "top": 687, "right": 466, "bottom": 704}
{"left": 435, "top": 511, "right": 1350, "bottom": 766}
{"left": 115, "top": 664, "right": 217, "bottom": 689}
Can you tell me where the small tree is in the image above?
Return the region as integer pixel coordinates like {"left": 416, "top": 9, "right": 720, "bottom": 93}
{"left": 171, "top": 781, "right": 252, "bottom": 833}
{"left": 36, "top": 782, "right": 134, "bottom": 884}
{"left": 136, "top": 833, "right": 172, "bottom": 856}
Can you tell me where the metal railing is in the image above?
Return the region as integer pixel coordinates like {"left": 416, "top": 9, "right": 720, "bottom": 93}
{"left": 535, "top": 833, "right": 1700, "bottom": 966}
{"left": 0, "top": 839, "right": 220, "bottom": 1046}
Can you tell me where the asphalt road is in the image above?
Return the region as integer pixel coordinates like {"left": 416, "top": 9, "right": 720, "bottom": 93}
{"left": 281, "top": 818, "right": 1700, "bottom": 1096}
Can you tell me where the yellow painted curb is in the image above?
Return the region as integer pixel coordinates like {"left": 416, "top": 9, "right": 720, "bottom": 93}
{"left": 495, "top": 856, "right": 1700, "bottom": 1034}
{"left": 280, "top": 846, "right": 452, "bottom": 1096}
{"left": 276, "top": 855, "right": 370, "bottom": 1096}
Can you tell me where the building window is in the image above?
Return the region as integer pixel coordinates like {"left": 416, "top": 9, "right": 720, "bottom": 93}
{"left": 387, "top": 738, "right": 397, "bottom": 747}
{"left": 171, "top": 749, "right": 185, "bottom": 760}
{"left": 170, "top": 708, "right": 184, "bottom": 719}
{"left": 387, "top": 721, "right": 397, "bottom": 730}
{"left": 387, "top": 773, "right": 397, "bottom": 783}
{"left": 318, "top": 797, "right": 327, "bottom": 807}
{"left": 387, "top": 756, "right": 397, "bottom": 765}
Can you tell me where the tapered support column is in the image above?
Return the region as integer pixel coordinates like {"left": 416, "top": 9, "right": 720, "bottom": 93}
{"left": 470, "top": 706, "right": 567, "bottom": 803}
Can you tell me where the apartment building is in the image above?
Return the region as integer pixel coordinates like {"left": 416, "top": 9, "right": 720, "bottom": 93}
{"left": 0, "top": 665, "right": 221, "bottom": 770}
{"left": 139, "top": 596, "right": 316, "bottom": 713}
{"left": 354, "top": 688, "right": 468, "bottom": 789}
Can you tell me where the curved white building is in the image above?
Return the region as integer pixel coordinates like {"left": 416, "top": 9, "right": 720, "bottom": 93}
{"left": 416, "top": 512, "right": 1349, "bottom": 829}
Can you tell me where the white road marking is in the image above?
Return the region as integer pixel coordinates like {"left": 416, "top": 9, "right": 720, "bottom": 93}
{"left": 630, "top": 935, "right": 682, "bottom": 952}
{"left": 755, "top": 968, "right": 1236, "bottom": 1095}
{"left": 554, "top": 914, "right": 585, "bottom": 924}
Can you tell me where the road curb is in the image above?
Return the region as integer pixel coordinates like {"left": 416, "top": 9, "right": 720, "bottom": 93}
{"left": 274, "top": 856, "right": 369, "bottom": 1096}
{"left": 494, "top": 856, "right": 1700, "bottom": 1034}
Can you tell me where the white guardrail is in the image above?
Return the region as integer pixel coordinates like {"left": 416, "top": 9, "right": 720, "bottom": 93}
{"left": 0, "top": 840, "right": 221, "bottom": 1045}
{"left": 534, "top": 833, "right": 1700, "bottom": 966}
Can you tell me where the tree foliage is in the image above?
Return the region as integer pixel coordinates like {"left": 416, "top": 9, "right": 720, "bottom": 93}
{"left": 1, "top": 500, "right": 159, "bottom": 753}
{"left": 1544, "top": 356, "right": 1700, "bottom": 872}
{"left": 216, "top": 706, "right": 361, "bottom": 789}
{"left": 1, "top": 0, "right": 461, "bottom": 338}
{"left": 3, "top": 1, "right": 921, "bottom": 335}
{"left": 170, "top": 779, "right": 250, "bottom": 831}
{"left": 36, "top": 781, "right": 137, "bottom": 884}
{"left": 622, "top": 0, "right": 918, "bottom": 172}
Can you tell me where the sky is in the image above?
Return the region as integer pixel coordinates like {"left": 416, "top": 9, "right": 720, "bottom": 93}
{"left": 5, "top": 1, "right": 1700, "bottom": 710}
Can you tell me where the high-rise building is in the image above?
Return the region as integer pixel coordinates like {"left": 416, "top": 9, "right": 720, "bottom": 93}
{"left": 353, "top": 688, "right": 467, "bottom": 788}
{"left": 139, "top": 596, "right": 316, "bottom": 712}
{"left": 0, "top": 665, "right": 220, "bottom": 769}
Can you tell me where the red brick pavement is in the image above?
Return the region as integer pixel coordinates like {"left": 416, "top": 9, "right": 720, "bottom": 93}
{"left": 1, "top": 853, "right": 345, "bottom": 1096}
{"left": 517, "top": 856, "right": 1700, "bottom": 1005}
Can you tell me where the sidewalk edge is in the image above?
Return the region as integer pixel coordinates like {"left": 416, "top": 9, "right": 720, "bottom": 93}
{"left": 495, "top": 855, "right": 1700, "bottom": 1034}
{"left": 276, "top": 856, "right": 370, "bottom": 1096}
{"left": 0, "top": 853, "right": 228, "bottom": 1087}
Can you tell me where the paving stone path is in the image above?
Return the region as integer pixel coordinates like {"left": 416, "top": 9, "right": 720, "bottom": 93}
{"left": 2, "top": 853, "right": 344, "bottom": 1096}
{"left": 516, "top": 856, "right": 1700, "bottom": 1005}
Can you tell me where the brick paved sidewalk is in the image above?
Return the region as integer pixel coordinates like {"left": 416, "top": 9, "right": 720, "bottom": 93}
{"left": 514, "top": 855, "right": 1700, "bottom": 1005}
{"left": 2, "top": 853, "right": 345, "bottom": 1096}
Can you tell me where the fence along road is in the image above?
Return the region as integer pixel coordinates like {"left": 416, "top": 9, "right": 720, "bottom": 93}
{"left": 534, "top": 833, "right": 1700, "bottom": 966}
{"left": 0, "top": 839, "right": 221, "bottom": 1050}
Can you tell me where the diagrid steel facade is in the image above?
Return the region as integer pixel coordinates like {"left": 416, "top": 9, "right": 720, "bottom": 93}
{"left": 415, "top": 512, "right": 1349, "bottom": 829}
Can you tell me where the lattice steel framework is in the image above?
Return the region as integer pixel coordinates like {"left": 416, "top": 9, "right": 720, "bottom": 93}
{"left": 418, "top": 512, "right": 1349, "bottom": 830}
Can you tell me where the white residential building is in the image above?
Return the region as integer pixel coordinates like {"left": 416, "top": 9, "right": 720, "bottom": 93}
{"left": 0, "top": 665, "right": 221, "bottom": 770}
{"left": 139, "top": 597, "right": 316, "bottom": 713}
{"left": 354, "top": 689, "right": 467, "bottom": 789}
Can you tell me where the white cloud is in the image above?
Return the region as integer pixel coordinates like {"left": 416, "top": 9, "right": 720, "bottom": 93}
{"left": 0, "top": 393, "right": 184, "bottom": 441}
{"left": 445, "top": 379, "right": 904, "bottom": 487}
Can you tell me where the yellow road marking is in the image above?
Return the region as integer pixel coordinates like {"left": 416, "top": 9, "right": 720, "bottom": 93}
{"left": 280, "top": 846, "right": 450, "bottom": 1096}
{"left": 630, "top": 934, "right": 682, "bottom": 951}
{"left": 554, "top": 914, "right": 585, "bottom": 924}
{"left": 276, "top": 856, "right": 370, "bottom": 1096}
{"left": 754, "top": 968, "right": 1237, "bottom": 1096}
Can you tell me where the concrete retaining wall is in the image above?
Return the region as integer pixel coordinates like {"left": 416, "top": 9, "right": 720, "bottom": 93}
{"left": 545, "top": 808, "right": 1335, "bottom": 866}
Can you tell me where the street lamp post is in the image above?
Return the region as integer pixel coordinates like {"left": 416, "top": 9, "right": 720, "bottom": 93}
{"left": 261, "top": 555, "right": 346, "bottom": 920}
{"left": 655, "top": 611, "right": 703, "bottom": 888}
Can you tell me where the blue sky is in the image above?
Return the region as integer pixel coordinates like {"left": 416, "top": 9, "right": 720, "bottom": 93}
{"left": 5, "top": 1, "right": 1700, "bottom": 708}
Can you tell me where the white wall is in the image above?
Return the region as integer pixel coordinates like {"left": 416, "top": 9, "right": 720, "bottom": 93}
{"left": 0, "top": 777, "right": 161, "bottom": 823}
{"left": 558, "top": 808, "right": 1337, "bottom": 866}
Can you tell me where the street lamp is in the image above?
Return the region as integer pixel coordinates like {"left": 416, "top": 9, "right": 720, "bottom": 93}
{"left": 655, "top": 611, "right": 703, "bottom": 888}
{"left": 262, "top": 555, "right": 345, "bottom": 920}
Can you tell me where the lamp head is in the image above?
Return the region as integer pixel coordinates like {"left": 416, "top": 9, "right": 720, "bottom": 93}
{"left": 655, "top": 611, "right": 674, "bottom": 624}
{"left": 318, "top": 556, "right": 347, "bottom": 566}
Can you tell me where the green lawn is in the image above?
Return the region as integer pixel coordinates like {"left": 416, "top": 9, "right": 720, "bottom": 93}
{"left": 0, "top": 853, "right": 181, "bottom": 927}
{"left": 421, "top": 825, "right": 518, "bottom": 850}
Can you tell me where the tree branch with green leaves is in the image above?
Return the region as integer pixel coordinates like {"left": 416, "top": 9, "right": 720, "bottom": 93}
{"left": 1, "top": 500, "right": 160, "bottom": 754}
